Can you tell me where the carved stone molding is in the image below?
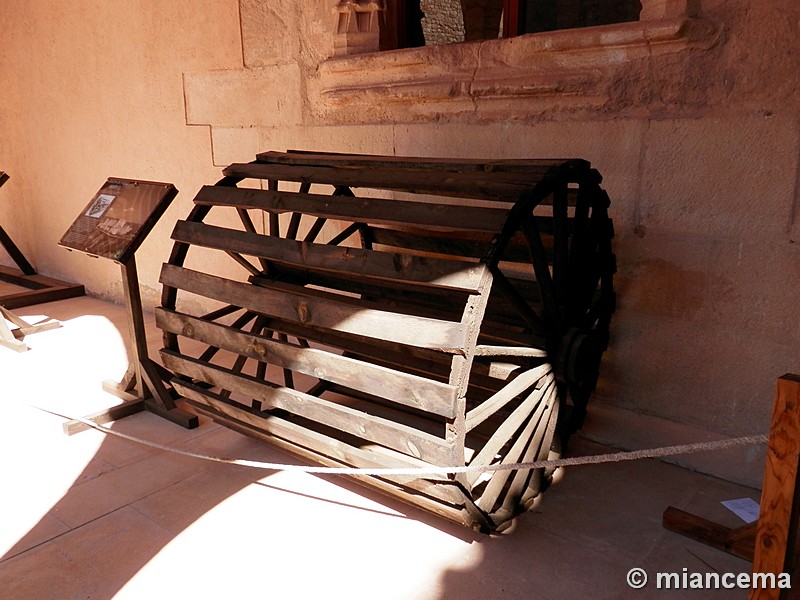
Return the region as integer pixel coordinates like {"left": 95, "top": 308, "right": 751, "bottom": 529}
{"left": 312, "top": 15, "right": 721, "bottom": 123}
{"left": 333, "top": 0, "right": 384, "bottom": 56}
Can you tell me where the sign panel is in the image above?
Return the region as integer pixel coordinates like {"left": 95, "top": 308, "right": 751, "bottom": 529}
{"left": 59, "top": 178, "right": 177, "bottom": 264}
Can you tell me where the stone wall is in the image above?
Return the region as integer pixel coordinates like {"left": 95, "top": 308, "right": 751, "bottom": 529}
{"left": 1, "top": 0, "right": 798, "bottom": 487}
{"left": 421, "top": 0, "right": 466, "bottom": 45}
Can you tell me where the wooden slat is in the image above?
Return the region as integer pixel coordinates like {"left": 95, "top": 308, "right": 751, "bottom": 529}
{"left": 222, "top": 162, "right": 558, "bottom": 202}
{"left": 264, "top": 267, "right": 470, "bottom": 323}
{"left": 160, "top": 263, "right": 468, "bottom": 352}
{"left": 499, "top": 382, "right": 559, "bottom": 514}
{"left": 175, "top": 380, "right": 449, "bottom": 478}
{"left": 183, "top": 392, "right": 475, "bottom": 513}
{"left": 257, "top": 150, "right": 585, "bottom": 175}
{"left": 258, "top": 152, "right": 584, "bottom": 208}
{"left": 172, "top": 220, "right": 487, "bottom": 293}
{"left": 369, "top": 227, "right": 535, "bottom": 263}
{"left": 476, "top": 384, "right": 552, "bottom": 513}
{"left": 0, "top": 280, "right": 85, "bottom": 309}
{"left": 466, "top": 377, "right": 553, "bottom": 486}
{"left": 370, "top": 227, "right": 490, "bottom": 259}
{"left": 321, "top": 381, "right": 449, "bottom": 430}
{"left": 156, "top": 308, "right": 458, "bottom": 418}
{"left": 465, "top": 366, "right": 552, "bottom": 431}
{"left": 474, "top": 345, "right": 547, "bottom": 358}
{"left": 194, "top": 185, "right": 511, "bottom": 233}
{"left": 164, "top": 351, "right": 456, "bottom": 466}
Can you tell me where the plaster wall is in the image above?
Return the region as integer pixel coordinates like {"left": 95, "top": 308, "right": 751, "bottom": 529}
{"left": 1, "top": 0, "right": 798, "bottom": 486}
{"left": 0, "top": 0, "right": 243, "bottom": 301}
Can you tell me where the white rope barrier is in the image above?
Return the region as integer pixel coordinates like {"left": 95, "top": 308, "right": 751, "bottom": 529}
{"left": 29, "top": 404, "right": 768, "bottom": 477}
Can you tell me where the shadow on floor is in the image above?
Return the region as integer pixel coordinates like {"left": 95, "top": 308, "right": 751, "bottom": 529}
{"left": 0, "top": 407, "right": 478, "bottom": 600}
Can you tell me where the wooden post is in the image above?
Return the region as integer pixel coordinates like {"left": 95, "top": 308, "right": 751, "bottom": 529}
{"left": 0, "top": 171, "right": 84, "bottom": 307}
{"left": 749, "top": 374, "right": 800, "bottom": 600}
{"left": 663, "top": 373, "right": 800, "bottom": 598}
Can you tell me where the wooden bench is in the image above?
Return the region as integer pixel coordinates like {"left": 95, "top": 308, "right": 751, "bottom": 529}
{"left": 157, "top": 150, "right": 616, "bottom": 531}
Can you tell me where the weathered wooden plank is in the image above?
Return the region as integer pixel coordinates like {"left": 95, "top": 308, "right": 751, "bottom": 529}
{"left": 370, "top": 227, "right": 490, "bottom": 259}
{"left": 256, "top": 152, "right": 583, "bottom": 209}
{"left": 175, "top": 380, "right": 452, "bottom": 481}
{"left": 184, "top": 391, "right": 475, "bottom": 519}
{"left": 222, "top": 162, "right": 561, "bottom": 202}
{"left": 369, "top": 227, "right": 536, "bottom": 263}
{"left": 474, "top": 345, "right": 547, "bottom": 358}
{"left": 266, "top": 266, "right": 470, "bottom": 324}
{"left": 257, "top": 150, "right": 585, "bottom": 175}
{"left": 663, "top": 507, "right": 756, "bottom": 561}
{"left": 156, "top": 308, "right": 459, "bottom": 418}
{"left": 0, "top": 281, "right": 85, "bottom": 309}
{"left": 160, "top": 263, "right": 468, "bottom": 352}
{"left": 321, "top": 382, "right": 449, "bottom": 431}
{"left": 446, "top": 266, "right": 494, "bottom": 478}
{"left": 164, "top": 351, "right": 457, "bottom": 466}
{"left": 172, "top": 220, "right": 488, "bottom": 293}
{"left": 194, "top": 185, "right": 511, "bottom": 233}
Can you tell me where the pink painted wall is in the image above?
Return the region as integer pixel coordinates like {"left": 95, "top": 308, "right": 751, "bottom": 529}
{"left": 0, "top": 0, "right": 243, "bottom": 302}
{"left": 1, "top": 0, "right": 797, "bottom": 485}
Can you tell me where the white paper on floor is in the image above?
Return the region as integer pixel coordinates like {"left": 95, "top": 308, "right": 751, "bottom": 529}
{"left": 721, "top": 497, "right": 760, "bottom": 523}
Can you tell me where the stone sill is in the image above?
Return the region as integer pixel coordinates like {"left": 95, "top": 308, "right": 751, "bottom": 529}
{"left": 312, "top": 17, "right": 721, "bottom": 117}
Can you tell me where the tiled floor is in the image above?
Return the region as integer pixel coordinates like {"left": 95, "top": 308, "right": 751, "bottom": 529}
{"left": 0, "top": 292, "right": 760, "bottom": 599}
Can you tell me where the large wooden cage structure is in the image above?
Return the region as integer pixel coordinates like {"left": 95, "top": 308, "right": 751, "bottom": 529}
{"left": 156, "top": 150, "right": 616, "bottom": 532}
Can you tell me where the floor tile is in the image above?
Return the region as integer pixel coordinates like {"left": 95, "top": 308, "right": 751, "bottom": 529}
{"left": 0, "top": 295, "right": 771, "bottom": 600}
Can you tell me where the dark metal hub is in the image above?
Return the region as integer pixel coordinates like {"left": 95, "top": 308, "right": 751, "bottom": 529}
{"left": 554, "top": 327, "right": 602, "bottom": 388}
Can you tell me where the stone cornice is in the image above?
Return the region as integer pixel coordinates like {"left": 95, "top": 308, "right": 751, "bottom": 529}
{"left": 310, "top": 17, "right": 721, "bottom": 123}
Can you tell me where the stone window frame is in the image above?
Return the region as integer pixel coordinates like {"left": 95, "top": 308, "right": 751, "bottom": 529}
{"left": 314, "top": 0, "right": 719, "bottom": 120}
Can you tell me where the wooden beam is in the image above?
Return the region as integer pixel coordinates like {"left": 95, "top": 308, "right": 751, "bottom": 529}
{"left": 750, "top": 374, "right": 800, "bottom": 600}
{"left": 160, "top": 264, "right": 468, "bottom": 353}
{"left": 171, "top": 219, "right": 488, "bottom": 293}
{"left": 222, "top": 161, "right": 547, "bottom": 201}
{"left": 663, "top": 506, "right": 756, "bottom": 561}
{"left": 155, "top": 308, "right": 459, "bottom": 418}
{"left": 193, "top": 185, "right": 511, "bottom": 233}
{"left": 0, "top": 225, "right": 36, "bottom": 276}
{"left": 164, "top": 351, "right": 454, "bottom": 465}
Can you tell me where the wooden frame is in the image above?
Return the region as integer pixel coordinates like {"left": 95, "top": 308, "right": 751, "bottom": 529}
{"left": 0, "top": 172, "right": 85, "bottom": 309}
{"left": 157, "top": 150, "right": 616, "bottom": 531}
{"left": 663, "top": 374, "right": 800, "bottom": 600}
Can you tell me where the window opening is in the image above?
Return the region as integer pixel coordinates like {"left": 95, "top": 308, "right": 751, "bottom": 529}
{"left": 381, "top": 0, "right": 643, "bottom": 50}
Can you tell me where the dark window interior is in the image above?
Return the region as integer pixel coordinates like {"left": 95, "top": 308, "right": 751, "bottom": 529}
{"left": 507, "top": 0, "right": 642, "bottom": 36}
{"left": 382, "top": 0, "right": 643, "bottom": 50}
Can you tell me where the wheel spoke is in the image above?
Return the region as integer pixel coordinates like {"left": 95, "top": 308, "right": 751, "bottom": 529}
{"left": 326, "top": 222, "right": 361, "bottom": 246}
{"left": 285, "top": 212, "right": 301, "bottom": 240}
{"left": 225, "top": 251, "right": 261, "bottom": 276}
{"left": 552, "top": 183, "right": 570, "bottom": 302}
{"left": 521, "top": 215, "right": 560, "bottom": 331}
